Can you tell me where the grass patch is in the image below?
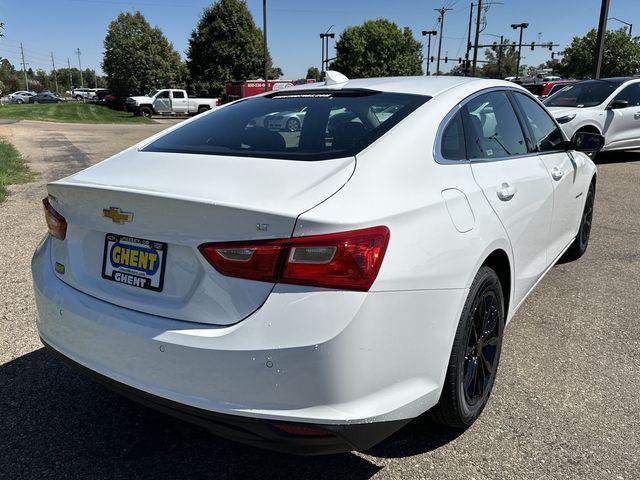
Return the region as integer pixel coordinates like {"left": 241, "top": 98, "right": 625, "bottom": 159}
{"left": 0, "top": 139, "right": 37, "bottom": 202}
{"left": 0, "top": 103, "right": 153, "bottom": 124}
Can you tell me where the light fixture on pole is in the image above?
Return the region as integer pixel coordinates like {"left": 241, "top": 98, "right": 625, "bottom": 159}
{"left": 608, "top": 16, "right": 632, "bottom": 37}
{"left": 421, "top": 30, "right": 437, "bottom": 76}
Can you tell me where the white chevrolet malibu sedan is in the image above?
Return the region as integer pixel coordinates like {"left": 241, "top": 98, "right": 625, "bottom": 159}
{"left": 32, "top": 73, "right": 601, "bottom": 455}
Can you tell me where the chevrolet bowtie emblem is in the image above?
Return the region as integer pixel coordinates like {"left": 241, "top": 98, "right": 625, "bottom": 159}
{"left": 103, "top": 206, "right": 133, "bottom": 224}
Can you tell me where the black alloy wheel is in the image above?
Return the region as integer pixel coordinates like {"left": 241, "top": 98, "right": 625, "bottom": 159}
{"left": 561, "top": 180, "right": 596, "bottom": 262}
{"left": 432, "top": 266, "right": 505, "bottom": 428}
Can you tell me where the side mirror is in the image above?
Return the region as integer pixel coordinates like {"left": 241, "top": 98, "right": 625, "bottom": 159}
{"left": 607, "top": 99, "right": 629, "bottom": 110}
{"left": 570, "top": 131, "right": 605, "bottom": 153}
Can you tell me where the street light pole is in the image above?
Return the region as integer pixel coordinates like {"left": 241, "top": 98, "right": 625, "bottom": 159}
{"left": 593, "top": 0, "right": 610, "bottom": 79}
{"left": 421, "top": 30, "right": 437, "bottom": 76}
{"left": 511, "top": 23, "right": 529, "bottom": 79}
{"left": 471, "top": 0, "right": 483, "bottom": 76}
{"left": 320, "top": 26, "right": 335, "bottom": 75}
{"left": 464, "top": 2, "right": 474, "bottom": 76}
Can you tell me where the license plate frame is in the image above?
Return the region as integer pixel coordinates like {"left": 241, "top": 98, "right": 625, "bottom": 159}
{"left": 101, "top": 233, "right": 168, "bottom": 292}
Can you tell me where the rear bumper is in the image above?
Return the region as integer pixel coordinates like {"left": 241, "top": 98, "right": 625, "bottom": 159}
{"left": 32, "top": 235, "right": 467, "bottom": 453}
{"left": 41, "top": 336, "right": 407, "bottom": 455}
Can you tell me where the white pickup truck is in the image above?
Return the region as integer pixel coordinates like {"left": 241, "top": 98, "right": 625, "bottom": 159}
{"left": 125, "top": 89, "right": 219, "bottom": 117}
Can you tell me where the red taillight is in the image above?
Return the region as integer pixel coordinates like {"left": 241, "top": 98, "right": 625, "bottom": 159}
{"left": 198, "top": 226, "right": 390, "bottom": 292}
{"left": 42, "top": 197, "right": 67, "bottom": 240}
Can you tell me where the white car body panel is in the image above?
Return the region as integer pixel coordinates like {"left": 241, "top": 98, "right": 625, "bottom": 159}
{"left": 32, "top": 75, "right": 597, "bottom": 452}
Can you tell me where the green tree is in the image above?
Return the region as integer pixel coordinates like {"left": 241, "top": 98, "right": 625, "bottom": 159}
{"left": 103, "top": 11, "right": 183, "bottom": 97}
{"left": 480, "top": 39, "right": 518, "bottom": 78}
{"left": 559, "top": 28, "right": 640, "bottom": 79}
{"left": 330, "top": 19, "right": 423, "bottom": 78}
{"left": 306, "top": 66, "right": 320, "bottom": 80}
{"left": 187, "top": 0, "right": 280, "bottom": 96}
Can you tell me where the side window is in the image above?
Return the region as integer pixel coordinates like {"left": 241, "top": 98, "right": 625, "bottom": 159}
{"left": 613, "top": 83, "right": 640, "bottom": 107}
{"left": 463, "top": 91, "right": 527, "bottom": 159}
{"left": 156, "top": 90, "right": 170, "bottom": 99}
{"left": 440, "top": 111, "right": 466, "bottom": 160}
{"left": 513, "top": 92, "right": 565, "bottom": 152}
{"left": 172, "top": 91, "right": 185, "bottom": 99}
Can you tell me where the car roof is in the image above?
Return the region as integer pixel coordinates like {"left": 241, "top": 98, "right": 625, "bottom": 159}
{"left": 285, "top": 75, "right": 517, "bottom": 99}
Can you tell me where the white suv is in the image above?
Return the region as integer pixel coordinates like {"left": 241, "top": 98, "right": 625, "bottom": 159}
{"left": 545, "top": 77, "right": 640, "bottom": 152}
{"left": 71, "top": 88, "right": 96, "bottom": 101}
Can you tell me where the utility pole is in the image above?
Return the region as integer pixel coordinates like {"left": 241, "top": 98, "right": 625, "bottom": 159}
{"left": 262, "top": 0, "right": 268, "bottom": 91}
{"left": 471, "top": 0, "right": 483, "bottom": 76}
{"left": 51, "top": 52, "right": 59, "bottom": 94}
{"left": 76, "top": 48, "right": 84, "bottom": 88}
{"left": 67, "top": 58, "right": 73, "bottom": 90}
{"left": 434, "top": 6, "right": 453, "bottom": 76}
{"left": 593, "top": 0, "right": 610, "bottom": 79}
{"left": 464, "top": 3, "right": 474, "bottom": 76}
{"left": 511, "top": 23, "right": 529, "bottom": 79}
{"left": 422, "top": 30, "right": 438, "bottom": 76}
{"left": 19, "top": 43, "right": 29, "bottom": 91}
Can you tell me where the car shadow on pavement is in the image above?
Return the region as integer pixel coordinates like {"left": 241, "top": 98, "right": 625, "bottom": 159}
{"left": 1, "top": 348, "right": 459, "bottom": 479}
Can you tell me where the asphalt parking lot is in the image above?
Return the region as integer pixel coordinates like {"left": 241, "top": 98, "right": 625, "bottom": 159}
{"left": 1, "top": 119, "right": 638, "bottom": 479}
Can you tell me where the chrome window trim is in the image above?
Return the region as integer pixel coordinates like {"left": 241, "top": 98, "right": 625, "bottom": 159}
{"left": 434, "top": 85, "right": 544, "bottom": 165}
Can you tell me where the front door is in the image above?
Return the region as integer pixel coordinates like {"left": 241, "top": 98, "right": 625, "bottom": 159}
{"left": 605, "top": 82, "right": 640, "bottom": 150}
{"left": 511, "top": 91, "right": 581, "bottom": 260}
{"left": 153, "top": 90, "right": 172, "bottom": 114}
{"left": 464, "top": 90, "right": 554, "bottom": 307}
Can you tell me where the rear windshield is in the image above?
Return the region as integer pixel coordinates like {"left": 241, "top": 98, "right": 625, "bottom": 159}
{"left": 143, "top": 90, "right": 429, "bottom": 160}
{"left": 543, "top": 80, "right": 619, "bottom": 108}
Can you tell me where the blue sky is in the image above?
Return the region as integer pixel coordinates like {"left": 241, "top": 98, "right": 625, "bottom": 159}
{"left": 0, "top": 0, "right": 637, "bottom": 79}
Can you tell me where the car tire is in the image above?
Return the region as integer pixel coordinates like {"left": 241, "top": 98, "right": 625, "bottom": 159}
{"left": 197, "top": 106, "right": 209, "bottom": 114}
{"left": 139, "top": 106, "right": 153, "bottom": 118}
{"left": 75, "top": 96, "right": 83, "bottom": 101}
{"left": 16, "top": 99, "right": 24, "bottom": 104}
{"left": 560, "top": 181, "right": 595, "bottom": 262}
{"left": 33, "top": 101, "right": 39, "bottom": 104}
{"left": 432, "top": 266, "right": 505, "bottom": 429}
{"left": 286, "top": 118, "right": 301, "bottom": 132}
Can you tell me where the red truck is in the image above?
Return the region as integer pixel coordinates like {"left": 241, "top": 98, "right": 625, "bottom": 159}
{"left": 225, "top": 79, "right": 316, "bottom": 102}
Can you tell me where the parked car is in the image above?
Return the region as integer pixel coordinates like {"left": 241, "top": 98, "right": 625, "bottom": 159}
{"left": 71, "top": 87, "right": 96, "bottom": 101}
{"left": 95, "top": 89, "right": 111, "bottom": 102}
{"left": 264, "top": 107, "right": 307, "bottom": 131}
{"left": 29, "top": 92, "right": 66, "bottom": 104}
{"left": 125, "top": 89, "right": 219, "bottom": 117}
{"left": 33, "top": 73, "right": 600, "bottom": 455}
{"left": 538, "top": 80, "right": 577, "bottom": 99}
{"left": 544, "top": 77, "right": 640, "bottom": 152}
{"left": 8, "top": 91, "right": 36, "bottom": 103}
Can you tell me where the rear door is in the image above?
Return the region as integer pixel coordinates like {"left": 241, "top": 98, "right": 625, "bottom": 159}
{"left": 170, "top": 90, "right": 189, "bottom": 113}
{"left": 604, "top": 82, "right": 640, "bottom": 149}
{"left": 511, "top": 91, "right": 581, "bottom": 260}
{"left": 465, "top": 90, "right": 554, "bottom": 307}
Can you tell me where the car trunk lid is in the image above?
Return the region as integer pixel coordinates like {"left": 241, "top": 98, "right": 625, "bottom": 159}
{"left": 46, "top": 149, "right": 355, "bottom": 325}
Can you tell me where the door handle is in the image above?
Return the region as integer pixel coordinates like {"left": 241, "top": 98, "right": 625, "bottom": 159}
{"left": 550, "top": 166, "right": 564, "bottom": 181}
{"left": 496, "top": 182, "right": 516, "bottom": 201}
{"left": 634, "top": 112, "right": 640, "bottom": 120}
